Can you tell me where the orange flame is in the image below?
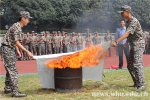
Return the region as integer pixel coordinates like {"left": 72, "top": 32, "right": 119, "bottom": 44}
{"left": 46, "top": 45, "right": 106, "bottom": 69}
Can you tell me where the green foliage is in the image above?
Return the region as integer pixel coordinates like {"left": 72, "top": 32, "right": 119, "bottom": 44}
{"left": 1, "top": 0, "right": 150, "bottom": 31}
{"left": 1, "top": 0, "right": 55, "bottom": 25}
{"left": 0, "top": 68, "right": 150, "bottom": 99}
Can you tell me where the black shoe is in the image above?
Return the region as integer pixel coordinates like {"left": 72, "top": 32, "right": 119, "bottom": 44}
{"left": 116, "top": 67, "right": 122, "bottom": 70}
{"left": 12, "top": 92, "right": 27, "bottom": 98}
{"left": 4, "top": 90, "right": 11, "bottom": 94}
{"left": 136, "top": 86, "right": 146, "bottom": 92}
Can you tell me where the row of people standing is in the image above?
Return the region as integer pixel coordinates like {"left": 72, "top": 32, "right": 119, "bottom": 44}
{"left": 143, "top": 32, "right": 150, "bottom": 54}
{"left": 18, "top": 31, "right": 106, "bottom": 60}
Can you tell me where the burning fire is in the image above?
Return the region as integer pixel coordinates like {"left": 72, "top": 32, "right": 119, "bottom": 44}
{"left": 46, "top": 45, "right": 106, "bottom": 69}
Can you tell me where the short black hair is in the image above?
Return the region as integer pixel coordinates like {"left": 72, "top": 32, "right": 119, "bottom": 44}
{"left": 121, "top": 19, "right": 125, "bottom": 22}
{"left": 19, "top": 17, "right": 22, "bottom": 21}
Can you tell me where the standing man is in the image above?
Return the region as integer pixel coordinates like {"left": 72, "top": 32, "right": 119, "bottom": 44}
{"left": 76, "top": 33, "right": 83, "bottom": 51}
{"left": 22, "top": 32, "right": 30, "bottom": 60}
{"left": 30, "top": 31, "right": 38, "bottom": 56}
{"left": 104, "top": 30, "right": 112, "bottom": 57}
{"left": 57, "top": 31, "right": 62, "bottom": 53}
{"left": 93, "top": 32, "right": 101, "bottom": 45}
{"left": 85, "top": 34, "right": 92, "bottom": 47}
{"left": 62, "top": 33, "right": 70, "bottom": 53}
{"left": 38, "top": 32, "right": 46, "bottom": 55}
{"left": 112, "top": 5, "right": 146, "bottom": 92}
{"left": 1, "top": 11, "right": 33, "bottom": 97}
{"left": 60, "top": 31, "right": 65, "bottom": 53}
{"left": 115, "top": 19, "right": 129, "bottom": 69}
{"left": 19, "top": 33, "right": 25, "bottom": 60}
{"left": 45, "top": 31, "right": 52, "bottom": 54}
{"left": 52, "top": 32, "right": 60, "bottom": 54}
{"left": 70, "top": 32, "right": 77, "bottom": 52}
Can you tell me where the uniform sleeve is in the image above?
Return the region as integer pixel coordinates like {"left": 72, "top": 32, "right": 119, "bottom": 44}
{"left": 126, "top": 20, "right": 137, "bottom": 35}
{"left": 10, "top": 26, "right": 21, "bottom": 42}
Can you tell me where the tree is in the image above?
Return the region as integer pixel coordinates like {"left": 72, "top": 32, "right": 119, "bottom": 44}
{"left": 2, "top": 0, "right": 55, "bottom": 25}
{"left": 1, "top": 0, "right": 150, "bottom": 31}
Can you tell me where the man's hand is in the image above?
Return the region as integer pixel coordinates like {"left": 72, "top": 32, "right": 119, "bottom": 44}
{"left": 26, "top": 51, "right": 33, "bottom": 58}
{"left": 17, "top": 51, "right": 21, "bottom": 58}
{"left": 111, "top": 42, "right": 117, "bottom": 47}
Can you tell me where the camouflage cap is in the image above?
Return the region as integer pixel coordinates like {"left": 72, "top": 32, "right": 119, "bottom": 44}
{"left": 45, "top": 31, "right": 50, "bottom": 33}
{"left": 118, "top": 5, "right": 131, "bottom": 13}
{"left": 20, "top": 11, "right": 33, "bottom": 19}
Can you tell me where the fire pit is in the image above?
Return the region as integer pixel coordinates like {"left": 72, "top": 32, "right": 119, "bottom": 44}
{"left": 55, "top": 67, "right": 82, "bottom": 93}
{"left": 33, "top": 41, "right": 110, "bottom": 91}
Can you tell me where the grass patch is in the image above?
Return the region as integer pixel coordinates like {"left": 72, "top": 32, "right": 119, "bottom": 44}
{"left": 0, "top": 68, "right": 150, "bottom": 100}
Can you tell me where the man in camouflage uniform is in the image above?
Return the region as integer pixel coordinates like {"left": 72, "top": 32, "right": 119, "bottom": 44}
{"left": 38, "top": 32, "right": 46, "bottom": 55}
{"left": 85, "top": 34, "right": 92, "bottom": 47}
{"left": 22, "top": 32, "right": 30, "bottom": 60}
{"left": 57, "top": 31, "right": 63, "bottom": 53}
{"left": 30, "top": 31, "right": 38, "bottom": 55}
{"left": 1, "top": 11, "right": 33, "bottom": 97}
{"left": 52, "top": 32, "right": 60, "bottom": 54}
{"left": 19, "top": 33, "right": 25, "bottom": 60}
{"left": 92, "top": 32, "right": 101, "bottom": 45}
{"left": 59, "top": 31, "right": 65, "bottom": 53}
{"left": 45, "top": 31, "right": 52, "bottom": 54}
{"left": 104, "top": 30, "right": 112, "bottom": 57}
{"left": 25, "top": 32, "right": 31, "bottom": 51}
{"left": 62, "top": 33, "right": 70, "bottom": 53}
{"left": 70, "top": 32, "right": 77, "bottom": 52}
{"left": 76, "top": 33, "right": 83, "bottom": 51}
{"left": 112, "top": 5, "right": 146, "bottom": 92}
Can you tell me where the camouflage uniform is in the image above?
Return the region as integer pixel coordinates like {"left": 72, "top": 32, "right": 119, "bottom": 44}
{"left": 52, "top": 36, "right": 60, "bottom": 54}
{"left": 70, "top": 35, "right": 77, "bottom": 52}
{"left": 59, "top": 35, "right": 64, "bottom": 53}
{"left": 45, "top": 34, "right": 52, "bottom": 54}
{"left": 1, "top": 22, "right": 21, "bottom": 95}
{"left": 38, "top": 34, "right": 46, "bottom": 55}
{"left": 92, "top": 35, "right": 101, "bottom": 45}
{"left": 30, "top": 35, "right": 38, "bottom": 55}
{"left": 76, "top": 36, "right": 83, "bottom": 51}
{"left": 85, "top": 35, "right": 92, "bottom": 47}
{"left": 62, "top": 36, "right": 70, "bottom": 53}
{"left": 126, "top": 16, "right": 145, "bottom": 87}
{"left": 19, "top": 34, "right": 24, "bottom": 60}
{"left": 22, "top": 36, "right": 29, "bottom": 60}
{"left": 104, "top": 34, "right": 112, "bottom": 56}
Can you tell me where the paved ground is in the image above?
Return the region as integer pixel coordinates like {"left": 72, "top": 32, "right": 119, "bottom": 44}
{"left": 0, "top": 48, "right": 150, "bottom": 75}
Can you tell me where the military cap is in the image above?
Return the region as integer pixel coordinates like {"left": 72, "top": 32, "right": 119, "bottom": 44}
{"left": 42, "top": 31, "right": 45, "bottom": 34}
{"left": 46, "top": 31, "right": 50, "bottom": 33}
{"left": 20, "top": 11, "right": 33, "bottom": 18}
{"left": 118, "top": 5, "right": 131, "bottom": 13}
